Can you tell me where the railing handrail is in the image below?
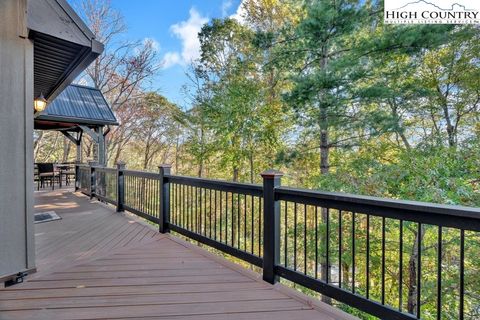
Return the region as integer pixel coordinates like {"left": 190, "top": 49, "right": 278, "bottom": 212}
{"left": 277, "top": 186, "right": 480, "bottom": 216}
{"left": 166, "top": 174, "right": 263, "bottom": 196}
{"left": 277, "top": 186, "right": 480, "bottom": 232}
{"left": 91, "top": 166, "right": 117, "bottom": 173}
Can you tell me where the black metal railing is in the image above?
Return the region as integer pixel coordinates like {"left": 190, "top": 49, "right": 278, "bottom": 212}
{"left": 167, "top": 174, "right": 264, "bottom": 267}
{"left": 94, "top": 166, "right": 117, "bottom": 205}
{"left": 75, "top": 164, "right": 91, "bottom": 194}
{"left": 75, "top": 163, "right": 480, "bottom": 320}
{"left": 123, "top": 169, "right": 161, "bottom": 224}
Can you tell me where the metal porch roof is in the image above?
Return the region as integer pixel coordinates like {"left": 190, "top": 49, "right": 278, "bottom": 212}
{"left": 34, "top": 85, "right": 118, "bottom": 130}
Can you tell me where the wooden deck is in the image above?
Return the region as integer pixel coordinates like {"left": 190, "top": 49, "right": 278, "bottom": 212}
{"left": 0, "top": 189, "right": 355, "bottom": 320}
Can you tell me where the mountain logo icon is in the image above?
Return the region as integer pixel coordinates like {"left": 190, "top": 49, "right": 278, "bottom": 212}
{"left": 395, "top": 0, "right": 475, "bottom": 11}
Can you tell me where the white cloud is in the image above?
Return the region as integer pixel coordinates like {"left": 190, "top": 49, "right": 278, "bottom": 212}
{"left": 221, "top": 0, "right": 233, "bottom": 17}
{"left": 230, "top": 0, "right": 247, "bottom": 24}
{"left": 162, "top": 8, "right": 208, "bottom": 69}
{"left": 161, "top": 52, "right": 181, "bottom": 69}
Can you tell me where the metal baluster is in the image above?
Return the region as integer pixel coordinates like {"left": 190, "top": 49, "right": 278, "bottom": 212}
{"left": 237, "top": 193, "right": 240, "bottom": 249}
{"left": 204, "top": 189, "right": 207, "bottom": 236}
{"left": 304, "top": 204, "right": 307, "bottom": 275}
{"left": 188, "top": 185, "right": 191, "bottom": 231}
{"left": 382, "top": 217, "right": 386, "bottom": 304}
{"left": 399, "top": 220, "right": 403, "bottom": 311}
{"left": 285, "top": 202, "right": 288, "bottom": 268}
{"left": 132, "top": 176, "right": 136, "bottom": 209}
{"left": 459, "top": 229, "right": 464, "bottom": 320}
{"left": 225, "top": 192, "right": 229, "bottom": 244}
{"left": 199, "top": 187, "right": 203, "bottom": 235}
{"left": 209, "top": 189, "right": 212, "bottom": 238}
{"left": 220, "top": 191, "right": 223, "bottom": 242}
{"left": 352, "top": 212, "right": 355, "bottom": 293}
{"left": 437, "top": 226, "right": 442, "bottom": 320}
{"left": 294, "top": 202, "right": 297, "bottom": 271}
{"left": 145, "top": 178, "right": 148, "bottom": 216}
{"left": 232, "top": 192, "right": 235, "bottom": 247}
{"left": 417, "top": 223, "right": 422, "bottom": 318}
{"left": 366, "top": 214, "right": 370, "bottom": 298}
{"left": 133, "top": 176, "right": 136, "bottom": 210}
{"left": 137, "top": 177, "right": 140, "bottom": 211}
{"left": 149, "top": 178, "right": 152, "bottom": 216}
{"left": 203, "top": 188, "right": 206, "bottom": 235}
{"left": 133, "top": 176, "right": 136, "bottom": 209}
{"left": 326, "top": 208, "right": 330, "bottom": 283}
{"left": 259, "top": 197, "right": 262, "bottom": 257}
{"left": 180, "top": 184, "right": 184, "bottom": 227}
{"left": 339, "top": 210, "right": 342, "bottom": 288}
{"left": 174, "top": 182, "right": 177, "bottom": 223}
{"left": 196, "top": 187, "right": 199, "bottom": 233}
{"left": 251, "top": 195, "right": 254, "bottom": 254}
{"left": 244, "top": 194, "right": 247, "bottom": 252}
{"left": 214, "top": 190, "right": 217, "bottom": 240}
{"left": 315, "top": 206, "right": 318, "bottom": 279}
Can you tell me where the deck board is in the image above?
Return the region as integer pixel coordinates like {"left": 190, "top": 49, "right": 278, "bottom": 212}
{"left": 0, "top": 189, "right": 354, "bottom": 320}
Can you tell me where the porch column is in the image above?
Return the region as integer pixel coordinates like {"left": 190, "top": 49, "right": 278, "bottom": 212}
{"left": 76, "top": 131, "right": 82, "bottom": 163}
{"left": 76, "top": 140, "right": 82, "bottom": 163}
{"left": 0, "top": 0, "right": 36, "bottom": 280}
{"left": 96, "top": 126, "right": 105, "bottom": 166}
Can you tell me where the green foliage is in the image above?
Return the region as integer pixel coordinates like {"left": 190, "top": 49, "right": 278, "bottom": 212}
{"left": 35, "top": 1, "right": 480, "bottom": 319}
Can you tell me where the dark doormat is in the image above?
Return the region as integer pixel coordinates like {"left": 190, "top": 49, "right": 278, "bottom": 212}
{"left": 34, "top": 211, "right": 61, "bottom": 224}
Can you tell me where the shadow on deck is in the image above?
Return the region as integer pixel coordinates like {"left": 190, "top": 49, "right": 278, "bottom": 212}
{"left": 0, "top": 189, "right": 355, "bottom": 320}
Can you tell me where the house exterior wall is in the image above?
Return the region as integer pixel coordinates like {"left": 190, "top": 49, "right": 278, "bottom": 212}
{"left": 0, "top": 0, "right": 35, "bottom": 280}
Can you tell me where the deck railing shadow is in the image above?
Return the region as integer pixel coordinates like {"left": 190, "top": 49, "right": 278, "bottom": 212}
{"left": 75, "top": 162, "right": 480, "bottom": 320}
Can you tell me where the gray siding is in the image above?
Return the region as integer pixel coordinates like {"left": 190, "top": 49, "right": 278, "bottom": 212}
{"left": 0, "top": 0, "right": 35, "bottom": 278}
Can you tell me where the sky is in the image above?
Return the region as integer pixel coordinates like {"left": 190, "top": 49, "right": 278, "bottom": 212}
{"left": 105, "top": 0, "right": 243, "bottom": 107}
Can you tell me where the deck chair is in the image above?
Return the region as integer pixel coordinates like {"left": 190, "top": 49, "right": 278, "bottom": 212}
{"left": 37, "top": 163, "right": 59, "bottom": 190}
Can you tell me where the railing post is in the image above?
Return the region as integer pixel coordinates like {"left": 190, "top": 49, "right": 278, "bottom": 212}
{"left": 261, "top": 169, "right": 283, "bottom": 284}
{"left": 74, "top": 161, "right": 80, "bottom": 192}
{"left": 88, "top": 161, "right": 97, "bottom": 199}
{"left": 116, "top": 161, "right": 126, "bottom": 212}
{"left": 158, "top": 164, "right": 172, "bottom": 233}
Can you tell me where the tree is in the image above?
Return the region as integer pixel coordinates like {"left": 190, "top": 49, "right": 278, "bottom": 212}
{"left": 419, "top": 27, "right": 480, "bottom": 149}
{"left": 195, "top": 18, "right": 264, "bottom": 182}
{"left": 133, "top": 93, "right": 182, "bottom": 170}
{"left": 74, "top": 0, "right": 160, "bottom": 165}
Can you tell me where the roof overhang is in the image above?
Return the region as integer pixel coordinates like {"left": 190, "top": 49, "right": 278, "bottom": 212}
{"left": 34, "top": 84, "right": 118, "bottom": 131}
{"left": 27, "top": 0, "right": 104, "bottom": 101}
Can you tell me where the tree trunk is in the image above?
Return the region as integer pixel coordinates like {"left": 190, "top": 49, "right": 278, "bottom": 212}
{"left": 62, "top": 137, "right": 71, "bottom": 163}
{"left": 442, "top": 104, "right": 455, "bottom": 148}
{"left": 34, "top": 131, "right": 44, "bottom": 161}
{"left": 320, "top": 106, "right": 329, "bottom": 175}
{"left": 320, "top": 207, "right": 331, "bottom": 304}
{"left": 143, "top": 140, "right": 151, "bottom": 170}
{"left": 407, "top": 224, "right": 424, "bottom": 315}
{"left": 175, "top": 132, "right": 180, "bottom": 174}
{"left": 389, "top": 103, "right": 411, "bottom": 150}
{"left": 198, "top": 126, "right": 205, "bottom": 178}
{"left": 233, "top": 167, "right": 239, "bottom": 182}
{"left": 249, "top": 150, "right": 254, "bottom": 184}
{"left": 437, "top": 86, "right": 455, "bottom": 148}
{"left": 198, "top": 162, "right": 203, "bottom": 178}
{"left": 319, "top": 53, "right": 331, "bottom": 304}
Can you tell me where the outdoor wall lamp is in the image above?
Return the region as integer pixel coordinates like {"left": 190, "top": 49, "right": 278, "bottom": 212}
{"left": 34, "top": 93, "right": 47, "bottom": 112}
